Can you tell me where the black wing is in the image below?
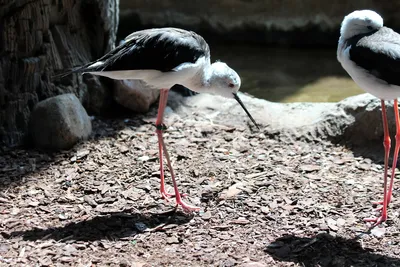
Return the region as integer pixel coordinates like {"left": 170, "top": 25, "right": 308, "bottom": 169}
{"left": 349, "top": 27, "right": 400, "bottom": 86}
{"left": 53, "top": 28, "right": 210, "bottom": 79}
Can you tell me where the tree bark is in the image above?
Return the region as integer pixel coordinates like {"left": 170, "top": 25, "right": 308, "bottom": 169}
{"left": 0, "top": 0, "right": 119, "bottom": 147}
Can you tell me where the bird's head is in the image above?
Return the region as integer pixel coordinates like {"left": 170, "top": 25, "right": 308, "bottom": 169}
{"left": 205, "top": 61, "right": 259, "bottom": 129}
{"left": 340, "top": 10, "right": 383, "bottom": 40}
{"left": 206, "top": 61, "right": 241, "bottom": 99}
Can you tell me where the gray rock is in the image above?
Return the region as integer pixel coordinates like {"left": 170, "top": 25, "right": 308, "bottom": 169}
{"left": 114, "top": 80, "right": 160, "bottom": 113}
{"left": 167, "top": 92, "right": 394, "bottom": 146}
{"left": 29, "top": 94, "right": 92, "bottom": 150}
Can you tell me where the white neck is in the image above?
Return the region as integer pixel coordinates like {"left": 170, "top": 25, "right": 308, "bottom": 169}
{"left": 182, "top": 58, "right": 213, "bottom": 93}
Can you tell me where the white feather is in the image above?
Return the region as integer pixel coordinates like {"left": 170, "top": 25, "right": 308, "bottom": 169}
{"left": 88, "top": 61, "right": 105, "bottom": 69}
{"left": 338, "top": 42, "right": 400, "bottom": 100}
{"left": 87, "top": 56, "right": 208, "bottom": 90}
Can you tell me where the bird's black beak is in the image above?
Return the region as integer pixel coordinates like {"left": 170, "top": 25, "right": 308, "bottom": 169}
{"left": 233, "top": 93, "right": 260, "bottom": 129}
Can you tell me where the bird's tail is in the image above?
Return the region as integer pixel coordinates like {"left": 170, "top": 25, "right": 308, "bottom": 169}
{"left": 52, "top": 66, "right": 83, "bottom": 80}
{"left": 52, "top": 62, "right": 99, "bottom": 80}
{"left": 53, "top": 40, "right": 124, "bottom": 80}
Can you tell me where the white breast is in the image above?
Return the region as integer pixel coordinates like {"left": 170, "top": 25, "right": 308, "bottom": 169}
{"left": 337, "top": 41, "right": 400, "bottom": 100}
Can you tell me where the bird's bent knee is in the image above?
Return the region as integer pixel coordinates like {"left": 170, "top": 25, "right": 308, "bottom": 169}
{"left": 155, "top": 124, "right": 168, "bottom": 131}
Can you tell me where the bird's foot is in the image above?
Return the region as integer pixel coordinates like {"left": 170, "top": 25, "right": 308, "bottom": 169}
{"left": 372, "top": 195, "right": 391, "bottom": 205}
{"left": 372, "top": 203, "right": 386, "bottom": 212}
{"left": 176, "top": 197, "right": 200, "bottom": 212}
{"left": 371, "top": 197, "right": 391, "bottom": 211}
{"left": 364, "top": 212, "right": 387, "bottom": 227}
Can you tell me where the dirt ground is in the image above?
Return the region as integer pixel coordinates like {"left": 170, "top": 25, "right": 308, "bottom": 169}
{"left": 1, "top": 107, "right": 400, "bottom": 267}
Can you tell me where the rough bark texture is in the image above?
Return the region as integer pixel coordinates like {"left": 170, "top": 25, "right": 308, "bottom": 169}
{"left": 119, "top": 0, "right": 400, "bottom": 46}
{"left": 0, "top": 0, "right": 119, "bottom": 147}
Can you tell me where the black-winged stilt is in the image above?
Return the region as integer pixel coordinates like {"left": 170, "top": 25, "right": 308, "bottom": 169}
{"left": 55, "top": 27, "right": 259, "bottom": 211}
{"left": 337, "top": 10, "right": 400, "bottom": 226}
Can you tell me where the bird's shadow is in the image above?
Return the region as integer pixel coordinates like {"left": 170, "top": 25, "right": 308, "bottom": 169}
{"left": 7, "top": 209, "right": 193, "bottom": 242}
{"left": 265, "top": 233, "right": 400, "bottom": 267}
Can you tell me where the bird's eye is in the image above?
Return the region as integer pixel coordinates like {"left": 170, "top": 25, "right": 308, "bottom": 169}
{"left": 228, "top": 83, "right": 235, "bottom": 88}
{"left": 367, "top": 25, "right": 373, "bottom": 30}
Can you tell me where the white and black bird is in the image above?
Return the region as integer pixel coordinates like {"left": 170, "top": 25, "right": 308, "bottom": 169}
{"left": 337, "top": 10, "right": 400, "bottom": 226}
{"left": 55, "top": 27, "right": 259, "bottom": 211}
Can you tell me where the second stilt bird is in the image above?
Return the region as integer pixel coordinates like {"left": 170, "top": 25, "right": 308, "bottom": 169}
{"left": 338, "top": 10, "right": 400, "bottom": 226}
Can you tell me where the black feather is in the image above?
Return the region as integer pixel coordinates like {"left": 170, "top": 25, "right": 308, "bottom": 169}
{"left": 52, "top": 27, "right": 210, "bottom": 81}
{"left": 348, "top": 27, "right": 400, "bottom": 86}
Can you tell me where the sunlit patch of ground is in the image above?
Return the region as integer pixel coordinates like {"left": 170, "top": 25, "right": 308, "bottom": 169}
{"left": 281, "top": 76, "right": 364, "bottom": 103}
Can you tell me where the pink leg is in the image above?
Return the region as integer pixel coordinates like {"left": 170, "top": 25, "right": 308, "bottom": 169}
{"left": 364, "top": 100, "right": 391, "bottom": 226}
{"left": 156, "top": 89, "right": 200, "bottom": 211}
{"left": 156, "top": 89, "right": 173, "bottom": 200}
{"left": 373, "top": 99, "right": 400, "bottom": 209}
{"left": 387, "top": 99, "right": 400, "bottom": 204}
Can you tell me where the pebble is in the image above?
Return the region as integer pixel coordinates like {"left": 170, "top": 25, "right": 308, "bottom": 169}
{"left": 371, "top": 227, "right": 386, "bottom": 238}
{"left": 166, "top": 236, "right": 180, "bottom": 244}
{"left": 135, "top": 222, "right": 147, "bottom": 232}
{"left": 201, "top": 211, "right": 212, "bottom": 220}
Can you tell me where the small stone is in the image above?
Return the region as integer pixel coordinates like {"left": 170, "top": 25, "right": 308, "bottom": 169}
{"left": 201, "top": 211, "right": 212, "bottom": 220}
{"left": 357, "top": 163, "right": 370, "bottom": 171}
{"left": 28, "top": 201, "right": 40, "bottom": 207}
{"left": 119, "top": 145, "right": 129, "bottom": 154}
{"left": 231, "top": 217, "right": 250, "bottom": 225}
{"left": 166, "top": 236, "right": 180, "bottom": 244}
{"left": 138, "top": 156, "right": 150, "bottom": 162}
{"left": 336, "top": 218, "right": 346, "bottom": 227}
{"left": 58, "top": 213, "right": 69, "bottom": 220}
{"left": 371, "top": 227, "right": 386, "bottom": 238}
{"left": 300, "top": 165, "right": 320, "bottom": 172}
{"left": 222, "top": 183, "right": 243, "bottom": 199}
{"left": 76, "top": 149, "right": 90, "bottom": 159}
{"left": 135, "top": 222, "right": 147, "bottom": 232}
{"left": 62, "top": 244, "right": 77, "bottom": 255}
{"left": 10, "top": 207, "right": 20, "bottom": 215}
{"left": 84, "top": 195, "right": 98, "bottom": 207}
{"left": 59, "top": 256, "right": 74, "bottom": 263}
{"left": 261, "top": 207, "right": 270, "bottom": 214}
{"left": 326, "top": 218, "right": 338, "bottom": 231}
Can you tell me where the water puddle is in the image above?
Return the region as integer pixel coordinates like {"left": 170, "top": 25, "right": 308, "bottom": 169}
{"left": 212, "top": 44, "right": 363, "bottom": 102}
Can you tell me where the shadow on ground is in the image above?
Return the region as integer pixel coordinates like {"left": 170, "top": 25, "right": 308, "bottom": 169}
{"left": 7, "top": 210, "right": 193, "bottom": 242}
{"left": 343, "top": 140, "right": 400, "bottom": 167}
{"left": 342, "top": 141, "right": 385, "bottom": 164}
{"left": 265, "top": 233, "right": 400, "bottom": 267}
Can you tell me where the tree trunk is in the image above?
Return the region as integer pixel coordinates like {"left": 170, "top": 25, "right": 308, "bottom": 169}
{"left": 0, "top": 0, "right": 119, "bottom": 147}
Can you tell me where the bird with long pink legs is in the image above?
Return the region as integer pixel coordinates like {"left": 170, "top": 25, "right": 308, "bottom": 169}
{"left": 337, "top": 10, "right": 400, "bottom": 226}
{"left": 54, "top": 28, "right": 259, "bottom": 211}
